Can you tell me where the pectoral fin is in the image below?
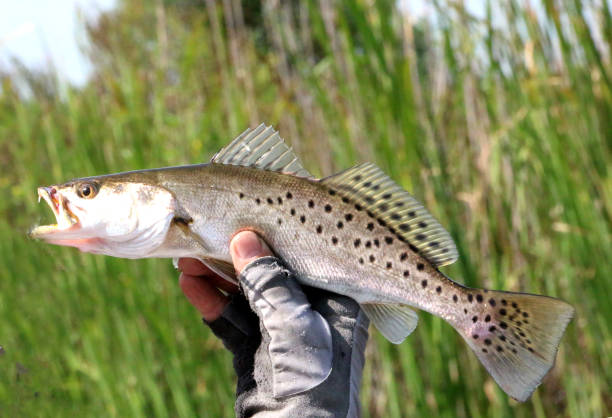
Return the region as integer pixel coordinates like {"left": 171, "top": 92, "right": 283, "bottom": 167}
{"left": 201, "top": 257, "right": 238, "bottom": 284}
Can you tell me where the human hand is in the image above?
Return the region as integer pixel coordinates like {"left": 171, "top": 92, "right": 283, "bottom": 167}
{"left": 178, "top": 231, "right": 369, "bottom": 417}
{"left": 178, "top": 230, "right": 270, "bottom": 321}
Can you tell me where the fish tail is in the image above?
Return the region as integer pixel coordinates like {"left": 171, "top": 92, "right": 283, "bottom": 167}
{"left": 452, "top": 289, "right": 574, "bottom": 401}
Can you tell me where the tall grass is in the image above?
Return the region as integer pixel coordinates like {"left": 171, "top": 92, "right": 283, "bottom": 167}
{"left": 0, "top": 0, "right": 610, "bottom": 416}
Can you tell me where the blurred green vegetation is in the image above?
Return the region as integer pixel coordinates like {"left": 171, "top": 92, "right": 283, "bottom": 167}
{"left": 0, "top": 0, "right": 610, "bottom": 416}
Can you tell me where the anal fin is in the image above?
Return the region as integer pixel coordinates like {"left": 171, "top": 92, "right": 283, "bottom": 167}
{"left": 361, "top": 303, "right": 419, "bottom": 344}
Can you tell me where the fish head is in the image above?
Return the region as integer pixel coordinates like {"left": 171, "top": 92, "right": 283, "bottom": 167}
{"left": 30, "top": 177, "right": 177, "bottom": 257}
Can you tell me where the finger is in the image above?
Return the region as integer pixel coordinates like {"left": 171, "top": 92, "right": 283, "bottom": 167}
{"left": 230, "top": 231, "right": 273, "bottom": 273}
{"left": 178, "top": 258, "right": 214, "bottom": 276}
{"left": 179, "top": 273, "right": 229, "bottom": 321}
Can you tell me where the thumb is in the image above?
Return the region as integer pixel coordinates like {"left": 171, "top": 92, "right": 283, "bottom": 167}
{"left": 230, "top": 231, "right": 273, "bottom": 273}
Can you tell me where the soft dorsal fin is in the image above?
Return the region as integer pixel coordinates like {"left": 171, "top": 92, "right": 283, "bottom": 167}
{"left": 211, "top": 124, "right": 313, "bottom": 178}
{"left": 321, "top": 162, "right": 459, "bottom": 267}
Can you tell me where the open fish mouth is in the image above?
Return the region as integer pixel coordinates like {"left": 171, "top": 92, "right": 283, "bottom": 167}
{"left": 30, "top": 187, "right": 80, "bottom": 238}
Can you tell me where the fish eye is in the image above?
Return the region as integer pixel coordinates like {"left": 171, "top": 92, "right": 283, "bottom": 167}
{"left": 76, "top": 182, "right": 99, "bottom": 199}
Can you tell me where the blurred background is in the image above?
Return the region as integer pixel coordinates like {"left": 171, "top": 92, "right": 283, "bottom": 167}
{"left": 0, "top": 0, "right": 610, "bottom": 416}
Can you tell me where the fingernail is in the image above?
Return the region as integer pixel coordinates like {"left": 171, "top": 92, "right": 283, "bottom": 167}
{"left": 234, "top": 231, "right": 263, "bottom": 259}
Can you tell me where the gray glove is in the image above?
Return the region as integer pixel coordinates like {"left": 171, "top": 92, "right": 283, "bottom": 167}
{"left": 206, "top": 257, "right": 370, "bottom": 417}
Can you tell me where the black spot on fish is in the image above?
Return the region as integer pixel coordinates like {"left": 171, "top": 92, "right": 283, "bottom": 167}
{"left": 378, "top": 203, "right": 389, "bottom": 211}
{"left": 325, "top": 204, "right": 332, "bottom": 212}
{"left": 500, "top": 321, "right": 508, "bottom": 329}
{"left": 354, "top": 238, "right": 361, "bottom": 247}
{"left": 403, "top": 270, "right": 410, "bottom": 277}
{"left": 367, "top": 222, "right": 374, "bottom": 231}
{"left": 366, "top": 210, "right": 374, "bottom": 217}
{"left": 329, "top": 189, "right": 336, "bottom": 196}
{"left": 359, "top": 257, "right": 364, "bottom": 264}
{"left": 400, "top": 252, "right": 408, "bottom": 261}
{"left": 409, "top": 244, "right": 419, "bottom": 253}
{"left": 416, "top": 234, "right": 426, "bottom": 241}
{"left": 372, "top": 184, "right": 380, "bottom": 191}
{"left": 499, "top": 335, "right": 506, "bottom": 342}
{"left": 408, "top": 211, "right": 416, "bottom": 217}
{"left": 468, "top": 294, "right": 473, "bottom": 302}
{"left": 300, "top": 215, "right": 306, "bottom": 223}
{"left": 332, "top": 236, "right": 338, "bottom": 245}
{"left": 239, "top": 192, "right": 244, "bottom": 199}
{"left": 512, "top": 348, "right": 518, "bottom": 354}
{"left": 369, "top": 255, "right": 375, "bottom": 263}
{"left": 255, "top": 198, "right": 261, "bottom": 204}
{"left": 277, "top": 219, "right": 282, "bottom": 225}
{"left": 267, "top": 197, "right": 273, "bottom": 204}
{"left": 365, "top": 241, "right": 372, "bottom": 248}
{"left": 499, "top": 309, "right": 507, "bottom": 316}
{"left": 436, "top": 286, "right": 442, "bottom": 294}
{"left": 316, "top": 225, "right": 322, "bottom": 234}
{"left": 512, "top": 302, "right": 518, "bottom": 309}
{"left": 489, "top": 326, "right": 497, "bottom": 332}
{"left": 390, "top": 213, "right": 401, "bottom": 221}
{"left": 308, "top": 200, "right": 315, "bottom": 208}
{"left": 363, "top": 181, "right": 371, "bottom": 187}
{"left": 472, "top": 316, "right": 478, "bottom": 323}
{"left": 353, "top": 175, "right": 362, "bottom": 182}
{"left": 482, "top": 348, "right": 488, "bottom": 353}
{"left": 388, "top": 227, "right": 396, "bottom": 234}
{"left": 277, "top": 197, "right": 283, "bottom": 204}
{"left": 382, "top": 193, "right": 392, "bottom": 199}
{"left": 453, "top": 295, "right": 458, "bottom": 302}
{"left": 286, "top": 192, "right": 293, "bottom": 199}
{"left": 418, "top": 221, "right": 427, "bottom": 228}
{"left": 421, "top": 280, "right": 427, "bottom": 287}
{"left": 290, "top": 208, "right": 296, "bottom": 216}
{"left": 501, "top": 299, "right": 507, "bottom": 306}
{"left": 485, "top": 315, "right": 491, "bottom": 322}
{"left": 417, "top": 263, "right": 425, "bottom": 271}
{"left": 519, "top": 331, "right": 526, "bottom": 338}
{"left": 522, "top": 312, "right": 529, "bottom": 318}
{"left": 384, "top": 236, "right": 393, "bottom": 245}
{"left": 464, "top": 309, "right": 468, "bottom": 314}
{"left": 476, "top": 294, "right": 483, "bottom": 303}
{"left": 374, "top": 239, "right": 380, "bottom": 248}
{"left": 496, "top": 346, "right": 503, "bottom": 352}
{"left": 355, "top": 203, "right": 363, "bottom": 211}
{"left": 345, "top": 214, "right": 353, "bottom": 221}
{"left": 337, "top": 221, "right": 344, "bottom": 229}
{"left": 428, "top": 242, "right": 439, "bottom": 248}
{"left": 386, "top": 262, "right": 392, "bottom": 269}
{"left": 484, "top": 339, "right": 492, "bottom": 346}
{"left": 399, "top": 224, "right": 410, "bottom": 232}
{"left": 489, "top": 299, "right": 496, "bottom": 307}
{"left": 377, "top": 219, "right": 387, "bottom": 227}
{"left": 395, "top": 202, "right": 404, "bottom": 207}
{"left": 342, "top": 197, "right": 350, "bottom": 204}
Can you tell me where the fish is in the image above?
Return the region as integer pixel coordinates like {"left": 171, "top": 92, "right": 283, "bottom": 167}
{"left": 30, "top": 123, "right": 574, "bottom": 402}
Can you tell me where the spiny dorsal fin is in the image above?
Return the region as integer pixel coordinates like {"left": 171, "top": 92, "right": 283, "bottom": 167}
{"left": 211, "top": 124, "right": 313, "bottom": 178}
{"left": 361, "top": 303, "right": 418, "bottom": 344}
{"left": 321, "top": 162, "right": 458, "bottom": 267}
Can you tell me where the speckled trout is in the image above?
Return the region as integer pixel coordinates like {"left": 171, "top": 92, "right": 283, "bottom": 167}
{"left": 31, "top": 124, "right": 573, "bottom": 401}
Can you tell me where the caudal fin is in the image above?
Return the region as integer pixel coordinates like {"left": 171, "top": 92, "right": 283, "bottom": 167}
{"left": 454, "top": 290, "right": 574, "bottom": 401}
